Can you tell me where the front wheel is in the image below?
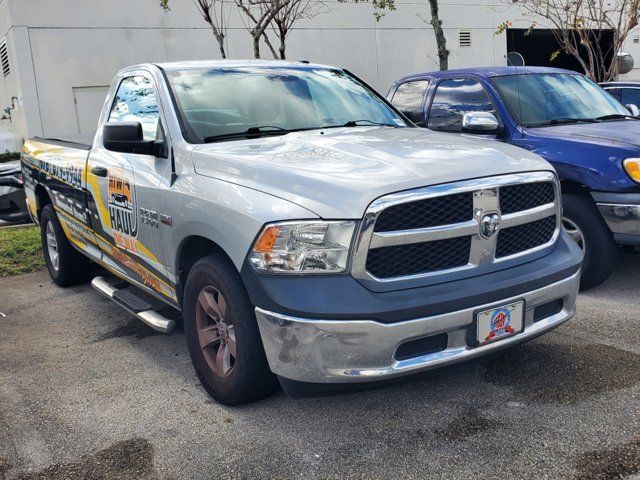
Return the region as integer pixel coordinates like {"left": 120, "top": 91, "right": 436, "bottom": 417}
{"left": 183, "top": 253, "right": 278, "bottom": 405}
{"left": 562, "top": 193, "right": 619, "bottom": 290}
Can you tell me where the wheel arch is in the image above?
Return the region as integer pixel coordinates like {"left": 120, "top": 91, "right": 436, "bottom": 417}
{"left": 560, "top": 179, "right": 592, "bottom": 197}
{"left": 34, "top": 184, "right": 52, "bottom": 221}
{"left": 175, "top": 235, "right": 237, "bottom": 307}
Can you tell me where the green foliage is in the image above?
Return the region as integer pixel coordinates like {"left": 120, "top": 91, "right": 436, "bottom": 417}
{"left": 0, "top": 226, "right": 45, "bottom": 277}
{"left": 495, "top": 21, "right": 512, "bottom": 35}
{"left": 0, "top": 151, "right": 20, "bottom": 163}
{"left": 159, "top": 0, "right": 170, "bottom": 12}
{"left": 523, "top": 22, "right": 537, "bottom": 36}
{"left": 550, "top": 49, "right": 561, "bottom": 62}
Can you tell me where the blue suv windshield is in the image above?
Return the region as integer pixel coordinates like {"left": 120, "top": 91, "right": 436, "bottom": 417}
{"left": 492, "top": 73, "right": 630, "bottom": 127}
{"left": 166, "top": 67, "right": 408, "bottom": 143}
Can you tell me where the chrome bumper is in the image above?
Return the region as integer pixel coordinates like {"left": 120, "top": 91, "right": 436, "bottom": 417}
{"left": 255, "top": 270, "right": 580, "bottom": 383}
{"left": 597, "top": 203, "right": 640, "bottom": 236}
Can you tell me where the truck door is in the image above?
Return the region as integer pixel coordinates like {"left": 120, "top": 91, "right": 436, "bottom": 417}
{"left": 86, "top": 72, "right": 177, "bottom": 303}
{"left": 426, "top": 78, "right": 503, "bottom": 134}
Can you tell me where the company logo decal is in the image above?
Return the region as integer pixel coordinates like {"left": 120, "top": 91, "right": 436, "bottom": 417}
{"left": 108, "top": 167, "right": 138, "bottom": 239}
{"left": 480, "top": 212, "right": 501, "bottom": 238}
{"left": 484, "top": 307, "right": 515, "bottom": 342}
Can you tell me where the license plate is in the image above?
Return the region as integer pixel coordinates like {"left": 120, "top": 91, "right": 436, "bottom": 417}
{"left": 476, "top": 301, "right": 524, "bottom": 346}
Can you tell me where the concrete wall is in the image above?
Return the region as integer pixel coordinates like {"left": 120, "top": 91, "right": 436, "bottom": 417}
{"left": 0, "top": 0, "right": 639, "bottom": 144}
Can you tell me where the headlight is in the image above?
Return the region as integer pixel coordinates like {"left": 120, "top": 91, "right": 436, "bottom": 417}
{"left": 249, "top": 221, "right": 356, "bottom": 273}
{"left": 623, "top": 158, "right": 640, "bottom": 183}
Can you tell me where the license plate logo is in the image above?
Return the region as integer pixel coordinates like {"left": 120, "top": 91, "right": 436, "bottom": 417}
{"left": 477, "top": 301, "right": 524, "bottom": 345}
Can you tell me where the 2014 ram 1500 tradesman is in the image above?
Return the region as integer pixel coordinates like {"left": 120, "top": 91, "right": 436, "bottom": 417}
{"left": 21, "top": 61, "right": 583, "bottom": 405}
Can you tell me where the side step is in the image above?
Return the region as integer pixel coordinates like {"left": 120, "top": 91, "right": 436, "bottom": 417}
{"left": 91, "top": 276, "right": 178, "bottom": 333}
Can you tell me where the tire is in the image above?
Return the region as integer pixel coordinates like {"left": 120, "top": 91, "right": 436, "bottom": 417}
{"left": 40, "top": 204, "right": 92, "bottom": 286}
{"left": 562, "top": 193, "right": 619, "bottom": 290}
{"left": 183, "top": 253, "right": 278, "bottom": 405}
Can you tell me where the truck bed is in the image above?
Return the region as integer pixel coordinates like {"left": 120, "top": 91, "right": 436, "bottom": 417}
{"left": 31, "top": 136, "right": 92, "bottom": 151}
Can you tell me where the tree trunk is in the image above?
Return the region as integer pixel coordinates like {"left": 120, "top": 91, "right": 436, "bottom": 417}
{"left": 262, "top": 32, "right": 279, "bottom": 59}
{"left": 253, "top": 35, "right": 261, "bottom": 58}
{"left": 209, "top": 24, "right": 226, "bottom": 58}
{"left": 427, "top": 0, "right": 448, "bottom": 70}
{"left": 277, "top": 28, "right": 286, "bottom": 59}
{"left": 218, "top": 39, "right": 226, "bottom": 59}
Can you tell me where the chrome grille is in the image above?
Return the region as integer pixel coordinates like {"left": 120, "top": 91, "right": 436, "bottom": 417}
{"left": 496, "top": 215, "right": 556, "bottom": 258}
{"left": 366, "top": 236, "right": 471, "bottom": 278}
{"left": 374, "top": 192, "right": 473, "bottom": 232}
{"left": 500, "top": 182, "right": 555, "bottom": 214}
{"left": 352, "top": 172, "right": 561, "bottom": 284}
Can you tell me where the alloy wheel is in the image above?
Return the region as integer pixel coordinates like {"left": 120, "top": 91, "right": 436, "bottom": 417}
{"left": 45, "top": 221, "right": 60, "bottom": 271}
{"left": 195, "top": 286, "right": 236, "bottom": 378}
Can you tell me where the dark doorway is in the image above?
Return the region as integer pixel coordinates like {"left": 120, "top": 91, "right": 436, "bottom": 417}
{"left": 506, "top": 28, "right": 614, "bottom": 74}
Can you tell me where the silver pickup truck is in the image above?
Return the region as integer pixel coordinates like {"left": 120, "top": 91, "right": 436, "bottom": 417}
{"left": 22, "top": 60, "right": 583, "bottom": 404}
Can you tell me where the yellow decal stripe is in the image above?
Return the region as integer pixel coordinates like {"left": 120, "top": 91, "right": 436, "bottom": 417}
{"left": 54, "top": 207, "right": 99, "bottom": 247}
{"left": 86, "top": 169, "right": 112, "bottom": 230}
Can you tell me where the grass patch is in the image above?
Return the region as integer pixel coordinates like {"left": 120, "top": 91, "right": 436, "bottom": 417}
{"left": 0, "top": 225, "right": 45, "bottom": 277}
{"left": 0, "top": 151, "right": 20, "bottom": 163}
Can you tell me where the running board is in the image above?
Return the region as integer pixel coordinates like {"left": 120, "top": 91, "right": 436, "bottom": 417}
{"left": 91, "top": 276, "right": 177, "bottom": 333}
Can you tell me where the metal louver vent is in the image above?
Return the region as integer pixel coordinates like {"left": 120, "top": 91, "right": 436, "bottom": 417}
{"left": 0, "top": 38, "right": 9, "bottom": 77}
{"left": 459, "top": 29, "right": 471, "bottom": 47}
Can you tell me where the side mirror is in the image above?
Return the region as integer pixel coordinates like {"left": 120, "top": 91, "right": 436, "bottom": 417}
{"left": 103, "top": 121, "right": 167, "bottom": 157}
{"left": 462, "top": 112, "right": 501, "bottom": 134}
{"left": 626, "top": 103, "right": 640, "bottom": 117}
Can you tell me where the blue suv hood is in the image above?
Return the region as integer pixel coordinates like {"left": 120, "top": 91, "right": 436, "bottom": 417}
{"left": 530, "top": 120, "right": 640, "bottom": 148}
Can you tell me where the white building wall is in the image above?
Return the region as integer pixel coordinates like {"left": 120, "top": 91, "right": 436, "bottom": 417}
{"left": 0, "top": 0, "right": 639, "bottom": 145}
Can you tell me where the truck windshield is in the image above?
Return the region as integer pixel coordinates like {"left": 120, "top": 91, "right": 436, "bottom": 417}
{"left": 165, "top": 67, "right": 407, "bottom": 143}
{"left": 492, "top": 73, "right": 631, "bottom": 127}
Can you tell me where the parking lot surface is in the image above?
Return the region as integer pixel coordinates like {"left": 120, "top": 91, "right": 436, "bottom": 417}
{"left": 1, "top": 256, "right": 639, "bottom": 480}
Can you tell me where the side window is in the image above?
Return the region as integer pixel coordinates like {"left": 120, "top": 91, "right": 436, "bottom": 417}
{"left": 428, "top": 78, "right": 498, "bottom": 133}
{"left": 391, "top": 81, "right": 429, "bottom": 111}
{"left": 109, "top": 76, "right": 160, "bottom": 141}
{"left": 620, "top": 88, "right": 640, "bottom": 107}
{"left": 603, "top": 87, "right": 621, "bottom": 102}
{"left": 390, "top": 80, "right": 429, "bottom": 126}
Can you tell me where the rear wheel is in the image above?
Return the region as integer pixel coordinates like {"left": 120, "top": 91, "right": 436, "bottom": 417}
{"left": 40, "top": 204, "right": 91, "bottom": 286}
{"left": 183, "top": 253, "right": 278, "bottom": 405}
{"left": 562, "top": 193, "right": 619, "bottom": 290}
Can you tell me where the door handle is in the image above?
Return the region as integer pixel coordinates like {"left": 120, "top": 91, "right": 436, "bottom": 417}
{"left": 91, "top": 166, "right": 108, "bottom": 177}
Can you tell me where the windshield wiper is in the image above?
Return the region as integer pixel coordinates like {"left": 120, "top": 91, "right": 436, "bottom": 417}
{"left": 529, "top": 117, "right": 599, "bottom": 127}
{"left": 204, "top": 126, "right": 298, "bottom": 143}
{"left": 341, "top": 119, "right": 400, "bottom": 127}
{"left": 594, "top": 113, "right": 637, "bottom": 121}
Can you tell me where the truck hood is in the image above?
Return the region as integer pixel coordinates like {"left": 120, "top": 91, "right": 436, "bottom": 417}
{"left": 529, "top": 120, "right": 640, "bottom": 148}
{"left": 192, "top": 127, "right": 552, "bottom": 218}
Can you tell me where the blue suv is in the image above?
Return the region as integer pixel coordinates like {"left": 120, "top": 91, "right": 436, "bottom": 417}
{"left": 389, "top": 66, "right": 640, "bottom": 289}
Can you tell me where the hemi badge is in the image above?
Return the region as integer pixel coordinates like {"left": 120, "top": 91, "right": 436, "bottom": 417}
{"left": 160, "top": 214, "right": 172, "bottom": 226}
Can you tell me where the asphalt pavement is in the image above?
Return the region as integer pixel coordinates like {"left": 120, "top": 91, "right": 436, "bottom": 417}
{"left": 0, "top": 255, "right": 639, "bottom": 479}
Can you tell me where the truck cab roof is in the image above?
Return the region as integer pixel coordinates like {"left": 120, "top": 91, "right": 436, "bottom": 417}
{"left": 120, "top": 59, "right": 335, "bottom": 74}
{"left": 396, "top": 66, "right": 580, "bottom": 85}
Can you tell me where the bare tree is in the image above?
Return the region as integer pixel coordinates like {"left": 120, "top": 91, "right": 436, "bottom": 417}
{"left": 270, "top": 0, "right": 330, "bottom": 59}
{"left": 236, "top": 0, "right": 290, "bottom": 58}
{"left": 161, "top": 0, "right": 230, "bottom": 59}
{"left": 418, "top": 0, "right": 449, "bottom": 70}
{"left": 497, "top": 0, "right": 640, "bottom": 82}
{"left": 338, "top": 0, "right": 396, "bottom": 21}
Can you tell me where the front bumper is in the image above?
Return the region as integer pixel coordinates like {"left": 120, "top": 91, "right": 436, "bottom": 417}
{"left": 256, "top": 270, "right": 579, "bottom": 383}
{"left": 593, "top": 192, "right": 640, "bottom": 245}
{"left": 249, "top": 232, "right": 582, "bottom": 384}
